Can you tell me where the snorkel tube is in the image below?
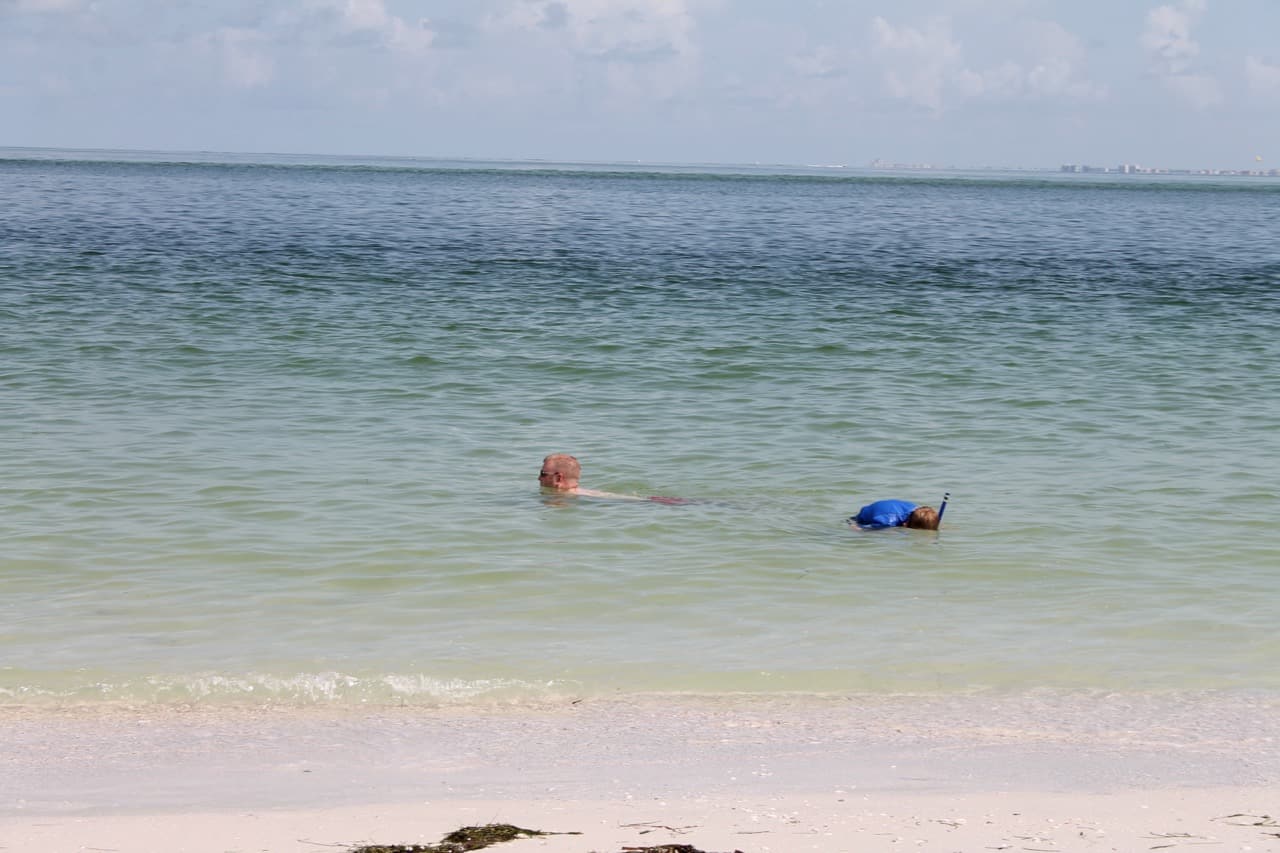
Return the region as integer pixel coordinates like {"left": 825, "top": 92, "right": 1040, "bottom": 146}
{"left": 936, "top": 492, "right": 951, "bottom": 523}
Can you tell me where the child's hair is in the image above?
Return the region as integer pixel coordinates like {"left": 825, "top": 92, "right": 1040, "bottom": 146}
{"left": 905, "top": 505, "right": 940, "bottom": 530}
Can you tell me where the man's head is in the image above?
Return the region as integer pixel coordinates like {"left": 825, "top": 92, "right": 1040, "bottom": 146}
{"left": 539, "top": 453, "right": 581, "bottom": 491}
{"left": 904, "top": 505, "right": 940, "bottom": 530}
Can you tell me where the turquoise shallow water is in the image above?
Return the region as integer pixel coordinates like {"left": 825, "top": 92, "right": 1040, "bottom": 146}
{"left": 2, "top": 149, "right": 1278, "bottom": 705}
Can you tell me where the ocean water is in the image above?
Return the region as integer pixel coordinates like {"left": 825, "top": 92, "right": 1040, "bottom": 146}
{"left": 2, "top": 148, "right": 1278, "bottom": 706}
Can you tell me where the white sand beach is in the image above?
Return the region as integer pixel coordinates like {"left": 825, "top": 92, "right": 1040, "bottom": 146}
{"left": 3, "top": 693, "right": 1279, "bottom": 852}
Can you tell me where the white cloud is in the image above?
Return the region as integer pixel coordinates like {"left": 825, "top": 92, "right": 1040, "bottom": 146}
{"left": 487, "top": 0, "right": 702, "bottom": 103}
{"left": 572, "top": 0, "right": 695, "bottom": 64}
{"left": 1020, "top": 20, "right": 1106, "bottom": 99}
{"left": 1245, "top": 56, "right": 1280, "bottom": 96}
{"left": 870, "top": 15, "right": 1102, "bottom": 111}
{"left": 788, "top": 46, "right": 846, "bottom": 80}
{"left": 182, "top": 27, "right": 275, "bottom": 89}
{"left": 960, "top": 61, "right": 1022, "bottom": 99}
{"left": 341, "top": 0, "right": 390, "bottom": 31}
{"left": 1140, "top": 0, "right": 1220, "bottom": 108}
{"left": 337, "top": 0, "right": 434, "bottom": 55}
{"left": 871, "top": 15, "right": 961, "bottom": 110}
{"left": 501, "top": 0, "right": 697, "bottom": 64}
{"left": 1141, "top": 0, "right": 1203, "bottom": 75}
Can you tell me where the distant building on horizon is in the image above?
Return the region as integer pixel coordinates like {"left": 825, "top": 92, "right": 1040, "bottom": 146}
{"left": 1061, "top": 162, "right": 1280, "bottom": 177}
{"left": 1059, "top": 163, "right": 1142, "bottom": 174}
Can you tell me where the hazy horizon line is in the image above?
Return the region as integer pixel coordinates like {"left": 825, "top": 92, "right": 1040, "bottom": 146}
{"left": 4, "top": 143, "right": 1278, "bottom": 179}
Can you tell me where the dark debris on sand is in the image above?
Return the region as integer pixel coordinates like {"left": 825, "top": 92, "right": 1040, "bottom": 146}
{"left": 345, "top": 823, "right": 743, "bottom": 853}
{"left": 617, "top": 846, "right": 744, "bottom": 853}
{"left": 349, "top": 823, "right": 576, "bottom": 853}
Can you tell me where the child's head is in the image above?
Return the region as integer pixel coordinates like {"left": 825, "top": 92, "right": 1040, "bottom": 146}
{"left": 904, "top": 505, "right": 940, "bottom": 530}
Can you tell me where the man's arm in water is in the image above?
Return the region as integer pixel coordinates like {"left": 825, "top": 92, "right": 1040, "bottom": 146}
{"left": 572, "top": 487, "right": 644, "bottom": 500}
{"left": 573, "top": 488, "right": 689, "bottom": 504}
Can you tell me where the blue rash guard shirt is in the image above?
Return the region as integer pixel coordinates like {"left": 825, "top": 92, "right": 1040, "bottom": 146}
{"left": 851, "top": 499, "right": 918, "bottom": 529}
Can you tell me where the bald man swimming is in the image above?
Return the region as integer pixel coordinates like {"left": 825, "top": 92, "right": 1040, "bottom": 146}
{"left": 538, "top": 454, "right": 687, "bottom": 504}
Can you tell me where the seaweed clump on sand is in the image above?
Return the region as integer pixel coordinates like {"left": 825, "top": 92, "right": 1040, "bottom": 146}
{"left": 345, "top": 823, "right": 743, "bottom": 853}
{"left": 617, "top": 846, "right": 743, "bottom": 853}
{"left": 349, "top": 823, "right": 574, "bottom": 853}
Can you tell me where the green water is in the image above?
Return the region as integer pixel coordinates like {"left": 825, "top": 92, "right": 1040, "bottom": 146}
{"left": 2, "top": 149, "right": 1278, "bottom": 704}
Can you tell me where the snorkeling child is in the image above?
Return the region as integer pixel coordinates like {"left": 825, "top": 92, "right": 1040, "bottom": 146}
{"left": 849, "top": 498, "right": 944, "bottom": 530}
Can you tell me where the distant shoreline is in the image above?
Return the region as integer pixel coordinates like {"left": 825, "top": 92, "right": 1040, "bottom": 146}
{"left": 6, "top": 145, "right": 1279, "bottom": 180}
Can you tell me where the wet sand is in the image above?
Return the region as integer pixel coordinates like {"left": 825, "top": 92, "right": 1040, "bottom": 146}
{"left": 3, "top": 692, "right": 1278, "bottom": 851}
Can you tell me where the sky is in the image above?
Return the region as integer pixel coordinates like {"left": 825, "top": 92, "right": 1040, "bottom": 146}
{"left": 4, "top": 0, "right": 1279, "bottom": 169}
